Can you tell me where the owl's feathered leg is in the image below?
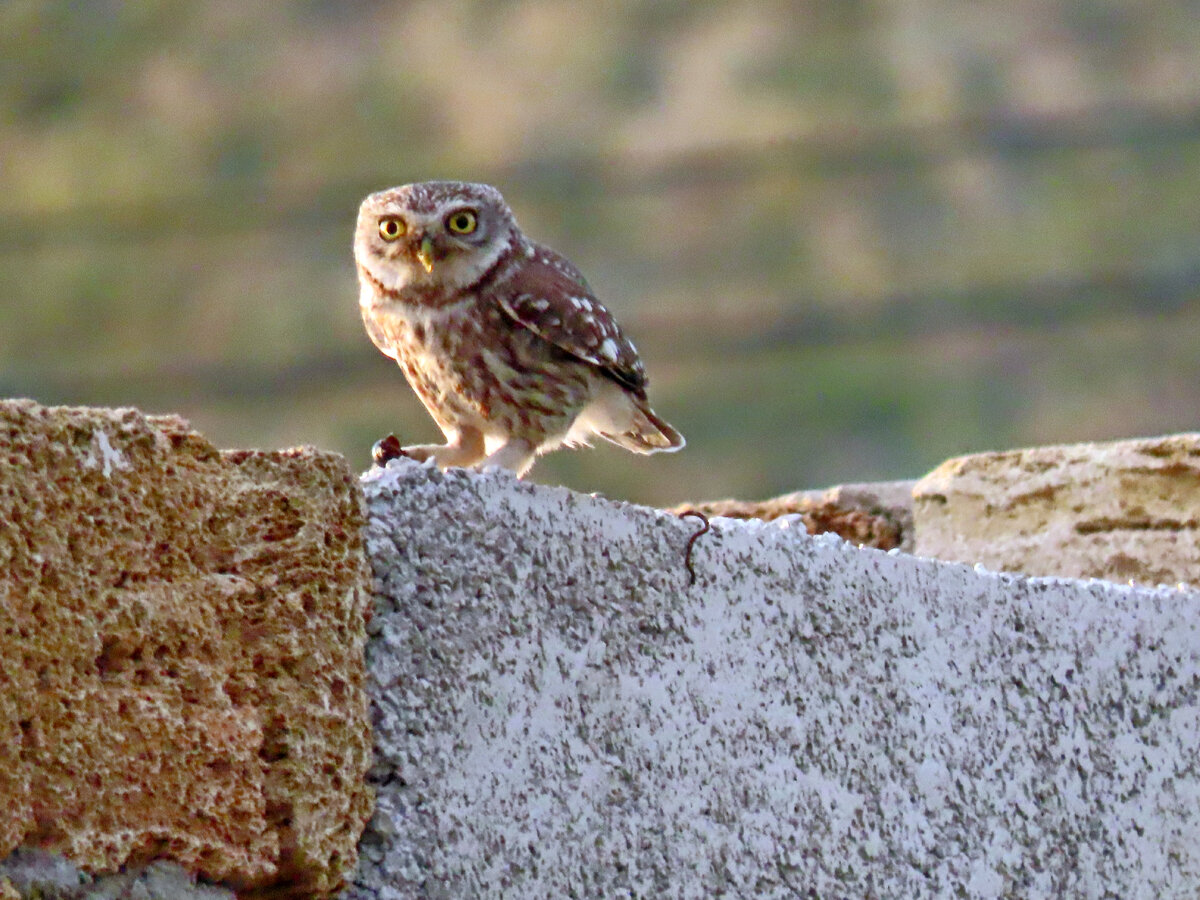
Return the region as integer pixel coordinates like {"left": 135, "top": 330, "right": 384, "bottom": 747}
{"left": 402, "top": 426, "right": 487, "bottom": 469}
{"left": 479, "top": 437, "right": 538, "bottom": 477}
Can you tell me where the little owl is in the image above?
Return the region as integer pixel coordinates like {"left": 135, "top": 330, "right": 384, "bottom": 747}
{"left": 354, "top": 181, "right": 685, "bottom": 476}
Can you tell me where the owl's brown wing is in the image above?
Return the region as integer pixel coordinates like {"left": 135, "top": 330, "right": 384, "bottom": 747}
{"left": 496, "top": 243, "right": 648, "bottom": 394}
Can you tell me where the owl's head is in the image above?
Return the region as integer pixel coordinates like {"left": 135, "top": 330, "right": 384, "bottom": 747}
{"left": 354, "top": 181, "right": 520, "bottom": 294}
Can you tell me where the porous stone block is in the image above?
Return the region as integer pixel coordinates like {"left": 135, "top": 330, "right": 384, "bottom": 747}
{"left": 350, "top": 459, "right": 1200, "bottom": 899}
{"left": 676, "top": 479, "right": 914, "bottom": 551}
{"left": 912, "top": 434, "right": 1200, "bottom": 584}
{"left": 0, "top": 399, "right": 372, "bottom": 897}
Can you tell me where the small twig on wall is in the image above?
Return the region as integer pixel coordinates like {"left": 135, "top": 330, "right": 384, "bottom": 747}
{"left": 677, "top": 511, "right": 711, "bottom": 587}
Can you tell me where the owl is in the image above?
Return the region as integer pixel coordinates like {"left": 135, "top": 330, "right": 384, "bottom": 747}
{"left": 353, "top": 181, "right": 685, "bottom": 477}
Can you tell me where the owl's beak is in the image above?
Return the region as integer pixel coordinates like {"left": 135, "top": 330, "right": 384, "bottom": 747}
{"left": 417, "top": 235, "right": 435, "bottom": 274}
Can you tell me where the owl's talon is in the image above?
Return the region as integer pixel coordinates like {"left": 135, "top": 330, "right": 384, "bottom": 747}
{"left": 372, "top": 434, "right": 406, "bottom": 467}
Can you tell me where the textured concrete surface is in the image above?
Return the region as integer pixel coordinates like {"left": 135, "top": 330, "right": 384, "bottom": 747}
{"left": 0, "top": 400, "right": 372, "bottom": 897}
{"left": 352, "top": 458, "right": 1200, "bottom": 899}
{"left": 913, "top": 434, "right": 1200, "bottom": 585}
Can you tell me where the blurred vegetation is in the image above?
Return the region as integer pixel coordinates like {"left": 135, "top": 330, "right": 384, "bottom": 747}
{"left": 3, "top": 0, "right": 1200, "bottom": 505}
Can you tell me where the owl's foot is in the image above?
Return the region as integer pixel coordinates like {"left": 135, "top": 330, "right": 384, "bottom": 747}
{"left": 377, "top": 428, "right": 488, "bottom": 470}
{"left": 371, "top": 434, "right": 406, "bottom": 467}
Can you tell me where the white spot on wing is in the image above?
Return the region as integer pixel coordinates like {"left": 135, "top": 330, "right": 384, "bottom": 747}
{"left": 599, "top": 337, "right": 620, "bottom": 362}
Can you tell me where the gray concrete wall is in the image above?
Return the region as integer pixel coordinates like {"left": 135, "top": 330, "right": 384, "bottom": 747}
{"left": 350, "top": 459, "right": 1200, "bottom": 899}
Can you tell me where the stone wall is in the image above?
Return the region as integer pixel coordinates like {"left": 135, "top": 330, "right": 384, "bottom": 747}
{"left": 0, "top": 400, "right": 372, "bottom": 898}
{"left": 4, "top": 402, "right": 1200, "bottom": 898}
{"left": 349, "top": 459, "right": 1200, "bottom": 899}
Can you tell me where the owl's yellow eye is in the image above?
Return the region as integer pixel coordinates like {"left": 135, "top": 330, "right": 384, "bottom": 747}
{"left": 446, "top": 210, "right": 477, "bottom": 235}
{"left": 378, "top": 217, "right": 405, "bottom": 241}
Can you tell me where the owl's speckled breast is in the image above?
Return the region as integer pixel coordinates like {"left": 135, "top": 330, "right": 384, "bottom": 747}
{"left": 362, "top": 290, "right": 593, "bottom": 441}
{"left": 364, "top": 297, "right": 488, "bottom": 426}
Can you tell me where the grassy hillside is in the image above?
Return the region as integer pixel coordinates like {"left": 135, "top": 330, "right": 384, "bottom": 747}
{"left": 4, "top": 0, "right": 1200, "bottom": 505}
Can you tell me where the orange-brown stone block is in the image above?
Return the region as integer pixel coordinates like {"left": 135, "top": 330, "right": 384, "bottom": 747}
{"left": 675, "top": 480, "right": 914, "bottom": 551}
{"left": 0, "top": 400, "right": 372, "bottom": 897}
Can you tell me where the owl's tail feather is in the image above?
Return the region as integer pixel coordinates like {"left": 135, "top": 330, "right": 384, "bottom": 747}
{"left": 601, "top": 402, "right": 686, "bottom": 454}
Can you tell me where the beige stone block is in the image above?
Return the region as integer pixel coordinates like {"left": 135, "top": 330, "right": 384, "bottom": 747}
{"left": 912, "top": 434, "right": 1200, "bottom": 584}
{"left": 0, "top": 399, "right": 372, "bottom": 897}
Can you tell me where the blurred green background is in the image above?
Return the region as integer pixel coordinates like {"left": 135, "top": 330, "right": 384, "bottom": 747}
{"left": 4, "top": 0, "right": 1200, "bottom": 507}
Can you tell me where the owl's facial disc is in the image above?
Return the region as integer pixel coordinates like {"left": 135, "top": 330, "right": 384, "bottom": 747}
{"left": 355, "top": 184, "right": 515, "bottom": 294}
